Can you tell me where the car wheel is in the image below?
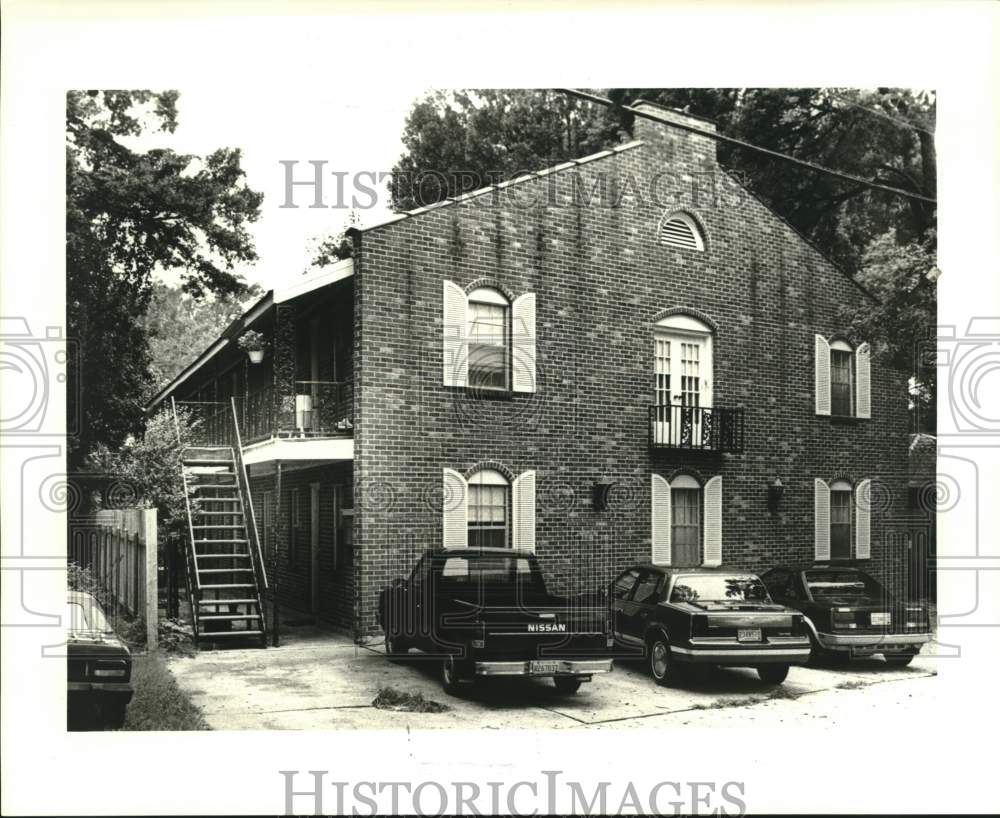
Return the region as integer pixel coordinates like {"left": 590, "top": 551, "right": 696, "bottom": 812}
{"left": 884, "top": 652, "right": 916, "bottom": 667}
{"left": 102, "top": 699, "right": 129, "bottom": 730}
{"left": 757, "top": 664, "right": 790, "bottom": 684}
{"left": 385, "top": 631, "right": 407, "bottom": 662}
{"left": 440, "top": 655, "right": 462, "bottom": 696}
{"left": 553, "top": 677, "right": 582, "bottom": 695}
{"left": 648, "top": 635, "right": 674, "bottom": 686}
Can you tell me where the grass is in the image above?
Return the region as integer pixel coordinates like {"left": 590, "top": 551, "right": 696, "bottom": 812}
{"left": 122, "top": 653, "right": 210, "bottom": 731}
{"left": 372, "top": 686, "right": 451, "bottom": 714}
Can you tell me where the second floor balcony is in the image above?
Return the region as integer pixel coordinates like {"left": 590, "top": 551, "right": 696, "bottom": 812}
{"left": 181, "top": 380, "right": 353, "bottom": 449}
{"left": 648, "top": 404, "right": 745, "bottom": 454}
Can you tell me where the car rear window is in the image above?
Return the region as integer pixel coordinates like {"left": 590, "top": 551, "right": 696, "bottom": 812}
{"left": 669, "top": 575, "right": 769, "bottom": 604}
{"left": 437, "top": 556, "right": 544, "bottom": 589}
{"left": 805, "top": 570, "right": 884, "bottom": 599}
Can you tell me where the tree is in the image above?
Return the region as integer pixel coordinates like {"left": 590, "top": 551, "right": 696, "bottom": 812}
{"left": 87, "top": 406, "right": 203, "bottom": 539}
{"left": 845, "top": 231, "right": 938, "bottom": 433}
{"left": 67, "top": 90, "right": 263, "bottom": 467}
{"left": 142, "top": 282, "right": 263, "bottom": 393}
{"left": 388, "top": 90, "right": 623, "bottom": 212}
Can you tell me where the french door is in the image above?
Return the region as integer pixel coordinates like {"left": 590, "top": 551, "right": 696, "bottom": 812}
{"left": 653, "top": 331, "right": 712, "bottom": 447}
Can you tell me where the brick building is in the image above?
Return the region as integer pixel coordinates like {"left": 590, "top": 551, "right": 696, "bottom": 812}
{"left": 148, "top": 101, "right": 916, "bottom": 640}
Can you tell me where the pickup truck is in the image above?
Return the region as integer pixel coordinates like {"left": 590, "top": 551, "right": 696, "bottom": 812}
{"left": 379, "top": 547, "right": 613, "bottom": 695}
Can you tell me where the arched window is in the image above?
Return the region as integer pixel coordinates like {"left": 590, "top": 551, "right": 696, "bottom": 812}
{"left": 829, "top": 340, "right": 854, "bottom": 417}
{"left": 468, "top": 469, "right": 509, "bottom": 548}
{"left": 659, "top": 211, "right": 705, "bottom": 251}
{"left": 670, "top": 474, "right": 702, "bottom": 567}
{"left": 830, "top": 479, "right": 853, "bottom": 560}
{"left": 467, "top": 287, "right": 509, "bottom": 391}
{"left": 652, "top": 313, "right": 714, "bottom": 447}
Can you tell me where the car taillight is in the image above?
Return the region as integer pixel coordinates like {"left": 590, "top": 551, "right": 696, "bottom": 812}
{"left": 93, "top": 660, "right": 127, "bottom": 679}
{"left": 832, "top": 609, "right": 857, "bottom": 630}
{"left": 905, "top": 607, "right": 929, "bottom": 629}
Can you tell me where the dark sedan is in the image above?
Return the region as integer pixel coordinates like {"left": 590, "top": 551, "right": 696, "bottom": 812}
{"left": 760, "top": 564, "right": 932, "bottom": 666}
{"left": 67, "top": 591, "right": 133, "bottom": 729}
{"left": 610, "top": 565, "right": 811, "bottom": 685}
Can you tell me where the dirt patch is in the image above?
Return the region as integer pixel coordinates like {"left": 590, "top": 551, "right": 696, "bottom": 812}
{"left": 372, "top": 686, "right": 451, "bottom": 714}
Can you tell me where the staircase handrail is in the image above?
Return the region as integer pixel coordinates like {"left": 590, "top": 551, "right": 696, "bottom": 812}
{"left": 171, "top": 397, "right": 202, "bottom": 592}
{"left": 230, "top": 397, "right": 269, "bottom": 591}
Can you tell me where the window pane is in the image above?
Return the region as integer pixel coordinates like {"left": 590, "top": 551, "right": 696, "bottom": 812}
{"left": 831, "top": 350, "right": 852, "bottom": 415}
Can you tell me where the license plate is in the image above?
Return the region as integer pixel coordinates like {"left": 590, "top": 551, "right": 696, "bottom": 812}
{"left": 737, "top": 628, "right": 762, "bottom": 642}
{"left": 871, "top": 612, "right": 890, "bottom": 626}
{"left": 530, "top": 660, "right": 560, "bottom": 674}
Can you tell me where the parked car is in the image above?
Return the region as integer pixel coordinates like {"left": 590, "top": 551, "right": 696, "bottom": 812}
{"left": 610, "top": 565, "right": 811, "bottom": 685}
{"left": 379, "top": 548, "right": 613, "bottom": 695}
{"left": 66, "top": 591, "right": 133, "bottom": 729}
{"left": 760, "top": 564, "right": 932, "bottom": 666}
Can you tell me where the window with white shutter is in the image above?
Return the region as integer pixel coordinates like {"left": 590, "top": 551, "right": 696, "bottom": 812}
{"left": 814, "top": 478, "right": 831, "bottom": 561}
{"left": 855, "top": 343, "right": 872, "bottom": 418}
{"left": 830, "top": 479, "right": 853, "bottom": 560}
{"left": 442, "top": 468, "right": 468, "bottom": 549}
{"left": 816, "top": 335, "right": 872, "bottom": 418}
{"left": 511, "top": 292, "right": 537, "bottom": 393}
{"left": 702, "top": 475, "right": 723, "bottom": 567}
{"left": 511, "top": 470, "right": 536, "bottom": 552}
{"left": 443, "top": 281, "right": 468, "bottom": 387}
{"left": 855, "top": 478, "right": 872, "bottom": 559}
{"left": 815, "top": 335, "right": 831, "bottom": 416}
{"left": 651, "top": 474, "right": 671, "bottom": 565}
{"left": 468, "top": 288, "right": 509, "bottom": 391}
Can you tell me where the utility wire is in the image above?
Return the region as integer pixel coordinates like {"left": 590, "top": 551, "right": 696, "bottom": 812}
{"left": 826, "top": 91, "right": 935, "bottom": 137}
{"left": 558, "top": 89, "right": 937, "bottom": 205}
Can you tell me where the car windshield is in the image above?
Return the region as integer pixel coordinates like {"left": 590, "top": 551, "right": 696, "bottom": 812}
{"left": 670, "top": 575, "right": 770, "bottom": 604}
{"left": 65, "top": 598, "right": 113, "bottom": 635}
{"left": 805, "top": 570, "right": 885, "bottom": 600}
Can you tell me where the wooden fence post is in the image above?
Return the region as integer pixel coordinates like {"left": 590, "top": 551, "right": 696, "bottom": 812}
{"left": 142, "top": 509, "right": 158, "bottom": 650}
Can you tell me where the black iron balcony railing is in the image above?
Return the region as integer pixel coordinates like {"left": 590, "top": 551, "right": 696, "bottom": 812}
{"left": 175, "top": 381, "right": 353, "bottom": 448}
{"left": 649, "top": 404, "right": 745, "bottom": 453}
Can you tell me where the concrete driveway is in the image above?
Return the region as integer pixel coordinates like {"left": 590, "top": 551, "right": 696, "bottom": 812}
{"left": 166, "top": 630, "right": 937, "bottom": 730}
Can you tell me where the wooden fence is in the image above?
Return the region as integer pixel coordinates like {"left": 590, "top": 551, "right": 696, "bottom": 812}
{"left": 68, "top": 509, "right": 158, "bottom": 649}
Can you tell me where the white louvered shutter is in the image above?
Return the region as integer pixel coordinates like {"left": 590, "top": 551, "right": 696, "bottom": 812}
{"left": 855, "top": 479, "right": 872, "bottom": 559}
{"left": 814, "top": 479, "right": 831, "bottom": 561}
{"left": 855, "top": 342, "right": 872, "bottom": 419}
{"left": 443, "top": 281, "right": 468, "bottom": 387}
{"left": 511, "top": 470, "right": 536, "bottom": 553}
{"left": 651, "top": 474, "right": 671, "bottom": 566}
{"left": 702, "top": 476, "right": 723, "bottom": 567}
{"left": 511, "top": 292, "right": 537, "bottom": 393}
{"left": 815, "top": 334, "right": 831, "bottom": 416}
{"left": 442, "top": 468, "right": 468, "bottom": 549}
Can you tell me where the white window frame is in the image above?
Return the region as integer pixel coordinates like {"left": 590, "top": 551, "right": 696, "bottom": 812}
{"left": 467, "top": 288, "right": 510, "bottom": 392}
{"left": 467, "top": 469, "right": 509, "bottom": 548}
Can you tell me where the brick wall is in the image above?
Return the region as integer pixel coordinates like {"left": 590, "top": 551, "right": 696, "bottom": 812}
{"left": 351, "top": 103, "right": 914, "bottom": 637}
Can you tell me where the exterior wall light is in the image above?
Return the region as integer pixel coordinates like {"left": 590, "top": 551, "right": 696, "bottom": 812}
{"left": 767, "top": 477, "right": 784, "bottom": 513}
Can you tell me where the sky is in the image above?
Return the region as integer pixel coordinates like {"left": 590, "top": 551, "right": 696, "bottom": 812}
{"left": 130, "top": 83, "right": 428, "bottom": 293}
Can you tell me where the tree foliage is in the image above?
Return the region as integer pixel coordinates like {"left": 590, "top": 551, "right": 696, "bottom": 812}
{"left": 388, "top": 90, "right": 623, "bottom": 212}
{"left": 87, "top": 406, "right": 203, "bottom": 539}
{"left": 142, "top": 282, "right": 263, "bottom": 392}
{"left": 67, "top": 90, "right": 263, "bottom": 467}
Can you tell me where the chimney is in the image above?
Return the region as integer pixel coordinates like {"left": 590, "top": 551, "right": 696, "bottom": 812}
{"left": 630, "top": 99, "right": 717, "bottom": 166}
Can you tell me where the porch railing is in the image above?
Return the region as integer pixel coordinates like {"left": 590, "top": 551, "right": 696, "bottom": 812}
{"left": 177, "top": 381, "right": 354, "bottom": 448}
{"left": 648, "top": 404, "right": 745, "bottom": 453}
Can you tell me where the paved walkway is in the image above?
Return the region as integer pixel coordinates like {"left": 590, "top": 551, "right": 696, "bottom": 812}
{"left": 167, "top": 630, "right": 938, "bottom": 730}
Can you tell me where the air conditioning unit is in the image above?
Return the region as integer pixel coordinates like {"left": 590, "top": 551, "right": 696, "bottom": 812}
{"left": 295, "top": 394, "right": 313, "bottom": 433}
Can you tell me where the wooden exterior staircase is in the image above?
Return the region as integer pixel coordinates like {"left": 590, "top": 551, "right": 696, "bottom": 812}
{"left": 172, "top": 398, "right": 269, "bottom": 648}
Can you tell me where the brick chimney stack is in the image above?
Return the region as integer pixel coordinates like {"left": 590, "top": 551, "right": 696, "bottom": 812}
{"left": 630, "top": 99, "right": 718, "bottom": 168}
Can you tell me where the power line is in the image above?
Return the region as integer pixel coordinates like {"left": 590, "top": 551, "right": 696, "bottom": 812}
{"left": 826, "top": 91, "right": 935, "bottom": 137}
{"left": 558, "top": 89, "right": 936, "bottom": 205}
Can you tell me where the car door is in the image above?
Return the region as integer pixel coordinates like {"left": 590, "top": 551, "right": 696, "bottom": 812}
{"left": 622, "top": 570, "right": 663, "bottom": 641}
{"left": 610, "top": 568, "right": 641, "bottom": 645}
